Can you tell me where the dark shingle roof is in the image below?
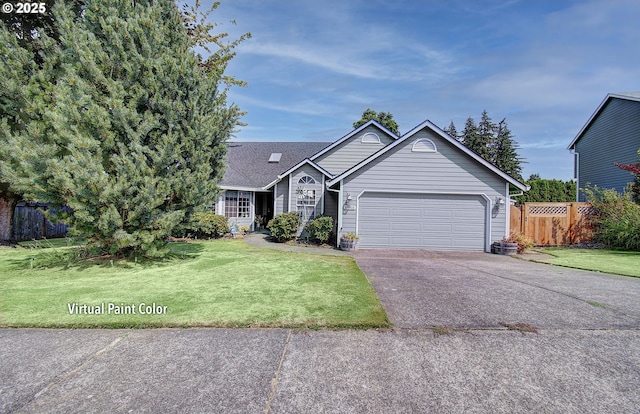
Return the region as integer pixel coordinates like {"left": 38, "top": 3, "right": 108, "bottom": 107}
{"left": 220, "top": 142, "right": 331, "bottom": 189}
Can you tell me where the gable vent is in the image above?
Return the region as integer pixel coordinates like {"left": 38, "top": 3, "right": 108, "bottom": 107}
{"left": 268, "top": 152, "right": 282, "bottom": 163}
{"left": 361, "top": 132, "right": 381, "bottom": 144}
{"left": 412, "top": 138, "right": 437, "bottom": 153}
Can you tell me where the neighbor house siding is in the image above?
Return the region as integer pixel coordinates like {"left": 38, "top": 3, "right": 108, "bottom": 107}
{"left": 340, "top": 128, "right": 508, "bottom": 244}
{"left": 314, "top": 125, "right": 395, "bottom": 175}
{"left": 574, "top": 98, "right": 640, "bottom": 201}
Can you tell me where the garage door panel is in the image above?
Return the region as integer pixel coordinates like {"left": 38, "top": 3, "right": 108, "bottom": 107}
{"left": 358, "top": 193, "right": 486, "bottom": 250}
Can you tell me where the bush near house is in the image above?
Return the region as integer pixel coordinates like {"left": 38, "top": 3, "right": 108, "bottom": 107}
{"left": 187, "top": 212, "right": 229, "bottom": 238}
{"left": 583, "top": 186, "right": 640, "bottom": 251}
{"left": 267, "top": 212, "right": 300, "bottom": 242}
{"left": 305, "top": 216, "right": 334, "bottom": 244}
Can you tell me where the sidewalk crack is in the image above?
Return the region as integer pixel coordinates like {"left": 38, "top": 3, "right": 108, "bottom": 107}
{"left": 264, "top": 329, "right": 292, "bottom": 414}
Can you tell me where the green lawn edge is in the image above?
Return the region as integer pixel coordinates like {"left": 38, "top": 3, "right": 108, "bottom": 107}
{"left": 525, "top": 248, "right": 640, "bottom": 278}
{"left": 0, "top": 239, "right": 391, "bottom": 330}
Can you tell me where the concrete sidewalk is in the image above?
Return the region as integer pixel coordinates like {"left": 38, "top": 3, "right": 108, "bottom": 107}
{"left": 2, "top": 328, "right": 640, "bottom": 413}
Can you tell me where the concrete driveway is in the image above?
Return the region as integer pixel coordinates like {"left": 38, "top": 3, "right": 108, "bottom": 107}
{"left": 355, "top": 249, "right": 640, "bottom": 330}
{"left": 2, "top": 251, "right": 640, "bottom": 413}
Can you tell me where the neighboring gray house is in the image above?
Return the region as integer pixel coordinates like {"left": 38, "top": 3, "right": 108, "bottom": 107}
{"left": 219, "top": 119, "right": 528, "bottom": 252}
{"left": 568, "top": 92, "right": 640, "bottom": 201}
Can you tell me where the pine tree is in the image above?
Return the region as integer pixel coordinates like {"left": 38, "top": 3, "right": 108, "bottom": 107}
{"left": 492, "top": 119, "right": 523, "bottom": 180}
{"left": 0, "top": 0, "right": 245, "bottom": 257}
{"left": 461, "top": 117, "right": 480, "bottom": 152}
{"left": 443, "top": 120, "right": 459, "bottom": 140}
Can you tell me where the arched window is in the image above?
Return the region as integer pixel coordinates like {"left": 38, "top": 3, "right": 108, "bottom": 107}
{"left": 361, "top": 132, "right": 381, "bottom": 144}
{"left": 412, "top": 138, "right": 437, "bottom": 153}
{"left": 298, "top": 175, "right": 316, "bottom": 184}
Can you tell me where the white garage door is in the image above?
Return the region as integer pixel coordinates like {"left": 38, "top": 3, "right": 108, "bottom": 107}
{"left": 358, "top": 192, "right": 487, "bottom": 250}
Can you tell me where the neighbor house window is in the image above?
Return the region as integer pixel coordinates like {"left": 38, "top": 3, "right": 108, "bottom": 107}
{"left": 224, "top": 191, "right": 250, "bottom": 218}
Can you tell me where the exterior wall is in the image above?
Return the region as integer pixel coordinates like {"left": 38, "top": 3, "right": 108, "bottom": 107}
{"left": 340, "top": 128, "right": 509, "bottom": 246}
{"left": 314, "top": 125, "right": 395, "bottom": 175}
{"left": 574, "top": 98, "right": 640, "bottom": 201}
{"left": 274, "top": 176, "right": 289, "bottom": 215}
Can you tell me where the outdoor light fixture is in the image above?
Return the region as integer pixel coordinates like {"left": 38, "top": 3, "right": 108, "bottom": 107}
{"left": 495, "top": 197, "right": 505, "bottom": 207}
{"left": 345, "top": 193, "right": 353, "bottom": 209}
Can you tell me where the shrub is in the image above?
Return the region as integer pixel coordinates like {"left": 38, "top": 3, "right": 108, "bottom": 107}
{"left": 501, "top": 232, "right": 534, "bottom": 253}
{"left": 305, "top": 216, "right": 334, "bottom": 244}
{"left": 583, "top": 186, "right": 640, "bottom": 251}
{"left": 187, "top": 212, "right": 229, "bottom": 238}
{"left": 341, "top": 232, "right": 359, "bottom": 241}
{"left": 267, "top": 212, "right": 300, "bottom": 242}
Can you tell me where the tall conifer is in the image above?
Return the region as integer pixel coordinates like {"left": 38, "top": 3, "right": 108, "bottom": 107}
{"left": 0, "top": 0, "right": 245, "bottom": 257}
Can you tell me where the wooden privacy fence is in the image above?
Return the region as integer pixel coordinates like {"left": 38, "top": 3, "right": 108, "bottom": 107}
{"left": 13, "top": 203, "right": 69, "bottom": 241}
{"left": 510, "top": 202, "right": 593, "bottom": 246}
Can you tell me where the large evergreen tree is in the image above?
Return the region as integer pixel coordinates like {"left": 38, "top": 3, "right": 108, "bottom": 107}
{"left": 492, "top": 119, "right": 523, "bottom": 180}
{"left": 0, "top": 0, "right": 245, "bottom": 257}
{"left": 353, "top": 108, "right": 400, "bottom": 135}
{"left": 443, "top": 120, "right": 458, "bottom": 140}
{"left": 457, "top": 111, "right": 524, "bottom": 181}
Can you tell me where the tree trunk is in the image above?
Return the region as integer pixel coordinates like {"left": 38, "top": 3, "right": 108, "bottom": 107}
{"left": 0, "top": 193, "right": 18, "bottom": 241}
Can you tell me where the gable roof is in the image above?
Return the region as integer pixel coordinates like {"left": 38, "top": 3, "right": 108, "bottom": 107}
{"left": 326, "top": 119, "right": 529, "bottom": 191}
{"left": 262, "top": 158, "right": 334, "bottom": 190}
{"left": 309, "top": 119, "right": 399, "bottom": 162}
{"left": 220, "top": 142, "right": 330, "bottom": 191}
{"left": 568, "top": 91, "right": 640, "bottom": 150}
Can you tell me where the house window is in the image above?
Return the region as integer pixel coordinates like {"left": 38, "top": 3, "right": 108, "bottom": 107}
{"left": 412, "top": 138, "right": 437, "bottom": 152}
{"left": 296, "top": 188, "right": 316, "bottom": 220}
{"left": 296, "top": 175, "right": 317, "bottom": 219}
{"left": 224, "top": 191, "right": 250, "bottom": 218}
{"left": 361, "top": 132, "right": 381, "bottom": 144}
{"left": 298, "top": 175, "right": 316, "bottom": 184}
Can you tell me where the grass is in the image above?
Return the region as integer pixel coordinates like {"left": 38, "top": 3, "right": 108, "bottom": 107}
{"left": 0, "top": 239, "right": 389, "bottom": 329}
{"left": 536, "top": 248, "right": 640, "bottom": 278}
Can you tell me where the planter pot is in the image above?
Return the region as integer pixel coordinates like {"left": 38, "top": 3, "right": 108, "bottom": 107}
{"left": 500, "top": 242, "right": 518, "bottom": 255}
{"left": 340, "top": 239, "right": 358, "bottom": 251}
{"left": 491, "top": 242, "right": 502, "bottom": 254}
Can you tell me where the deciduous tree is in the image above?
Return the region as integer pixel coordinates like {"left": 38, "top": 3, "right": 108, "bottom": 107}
{"left": 353, "top": 108, "right": 400, "bottom": 135}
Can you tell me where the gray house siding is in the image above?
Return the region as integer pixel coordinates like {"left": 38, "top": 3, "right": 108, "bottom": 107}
{"left": 340, "top": 128, "right": 508, "bottom": 250}
{"left": 274, "top": 176, "right": 289, "bottom": 214}
{"left": 323, "top": 189, "right": 339, "bottom": 234}
{"left": 574, "top": 98, "right": 640, "bottom": 201}
{"left": 314, "top": 125, "right": 395, "bottom": 175}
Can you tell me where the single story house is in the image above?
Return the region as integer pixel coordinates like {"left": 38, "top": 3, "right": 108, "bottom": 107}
{"left": 218, "top": 119, "right": 529, "bottom": 252}
{"left": 568, "top": 91, "right": 640, "bottom": 201}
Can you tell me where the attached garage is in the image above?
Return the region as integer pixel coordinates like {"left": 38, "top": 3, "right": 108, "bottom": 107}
{"left": 357, "top": 192, "right": 489, "bottom": 250}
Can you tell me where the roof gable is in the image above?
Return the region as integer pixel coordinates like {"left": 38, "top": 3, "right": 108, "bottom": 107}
{"left": 568, "top": 92, "right": 640, "bottom": 150}
{"left": 309, "top": 120, "right": 398, "bottom": 162}
{"left": 326, "top": 120, "right": 528, "bottom": 191}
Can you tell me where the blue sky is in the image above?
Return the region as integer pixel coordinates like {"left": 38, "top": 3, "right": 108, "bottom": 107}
{"left": 206, "top": 0, "right": 640, "bottom": 181}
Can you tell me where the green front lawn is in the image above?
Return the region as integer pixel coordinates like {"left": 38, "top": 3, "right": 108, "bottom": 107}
{"left": 0, "top": 239, "right": 389, "bottom": 329}
{"left": 536, "top": 248, "right": 640, "bottom": 278}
